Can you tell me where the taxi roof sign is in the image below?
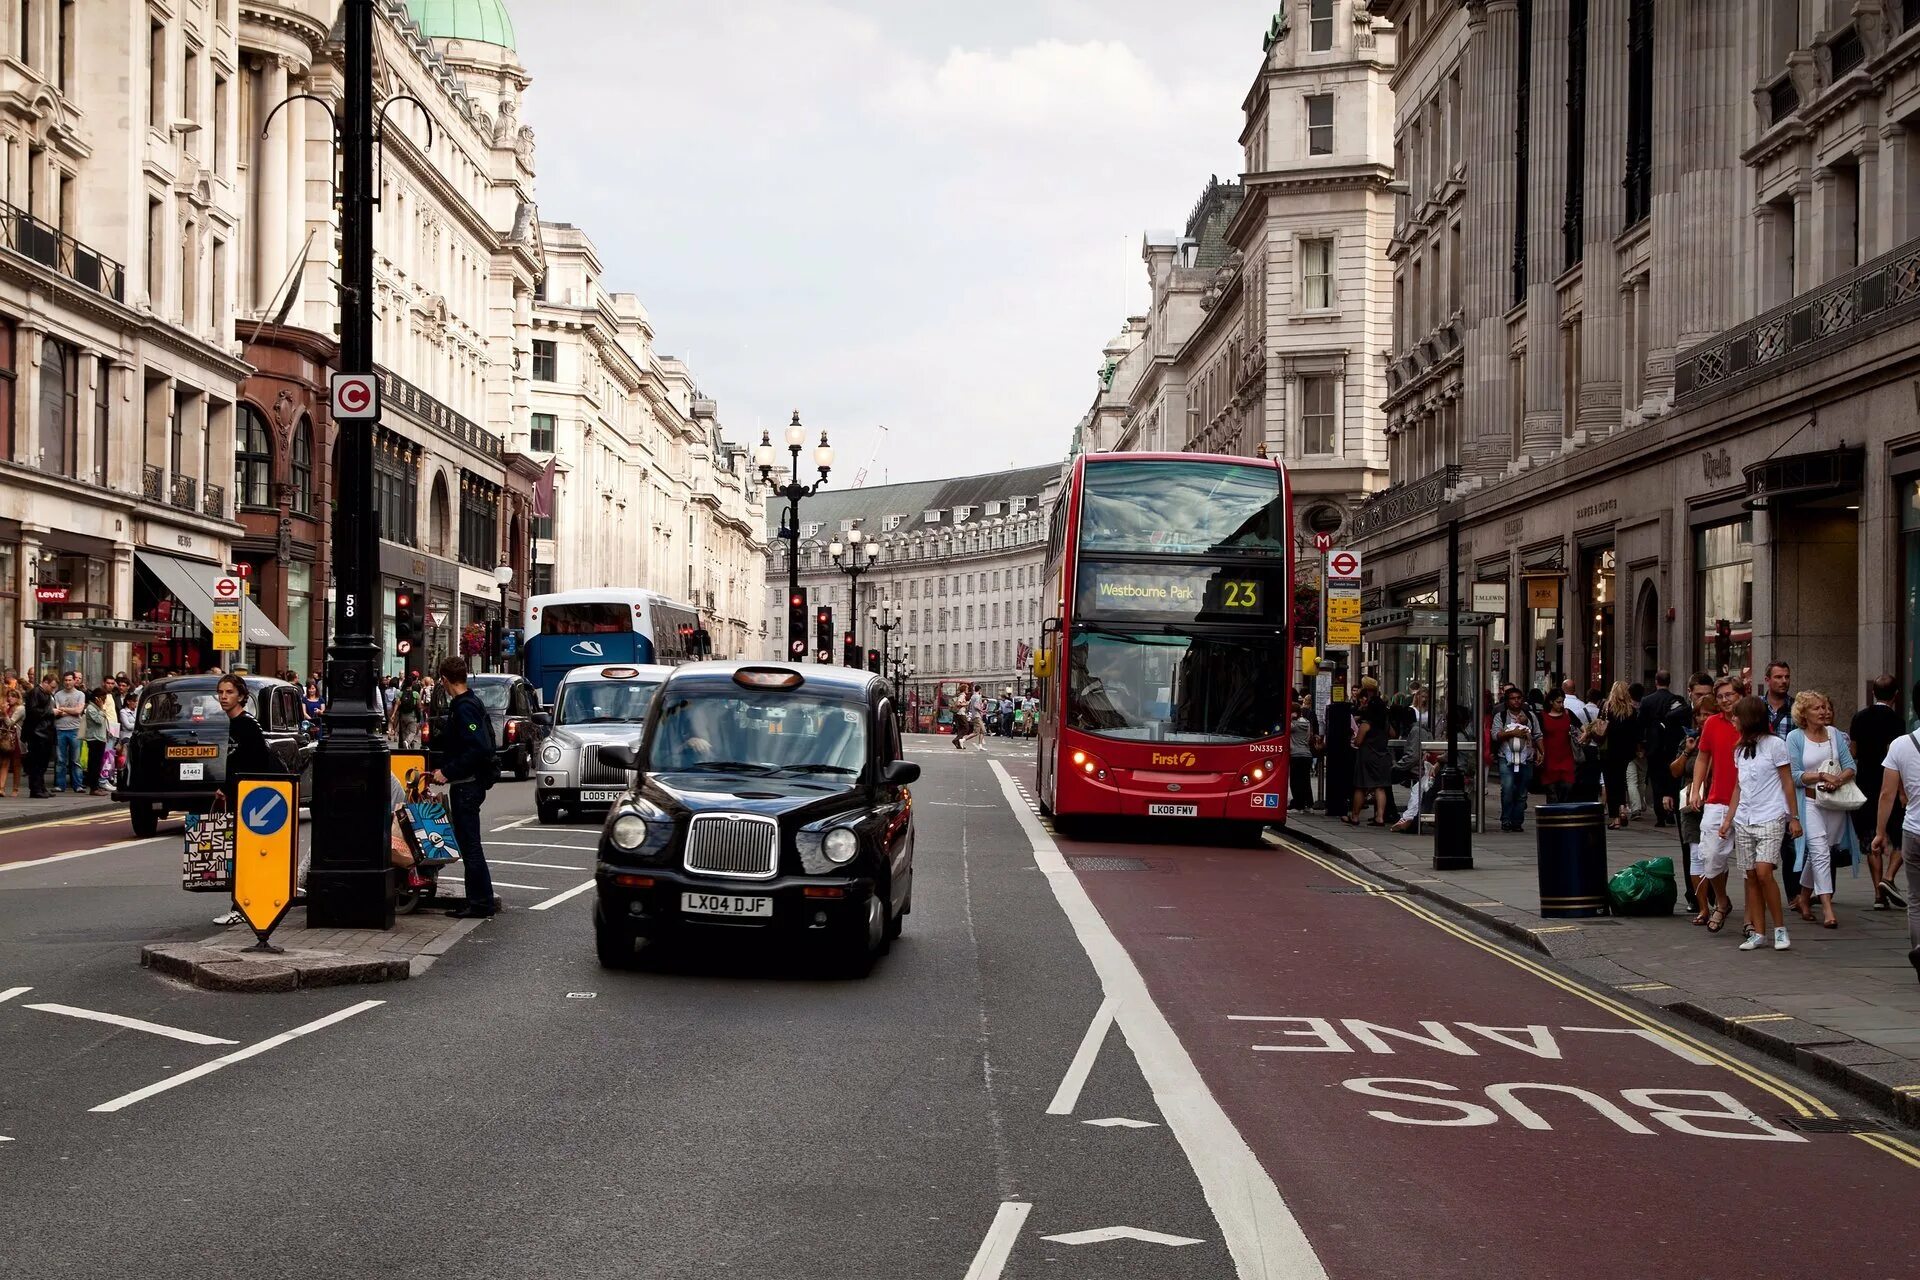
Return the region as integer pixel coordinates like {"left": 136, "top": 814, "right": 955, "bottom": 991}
{"left": 733, "top": 667, "right": 804, "bottom": 690}
{"left": 601, "top": 666, "right": 640, "bottom": 678}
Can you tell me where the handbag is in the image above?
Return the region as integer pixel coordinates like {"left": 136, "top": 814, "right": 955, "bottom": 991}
{"left": 181, "top": 796, "right": 237, "bottom": 892}
{"left": 1812, "top": 736, "right": 1866, "bottom": 812}
{"left": 1679, "top": 806, "right": 1704, "bottom": 846}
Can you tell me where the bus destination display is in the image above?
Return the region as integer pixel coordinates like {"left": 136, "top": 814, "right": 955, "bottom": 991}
{"left": 1076, "top": 563, "right": 1269, "bottom": 620}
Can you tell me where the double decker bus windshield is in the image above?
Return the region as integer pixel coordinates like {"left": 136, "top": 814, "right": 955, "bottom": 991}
{"left": 1079, "top": 459, "right": 1285, "bottom": 556}
{"left": 1068, "top": 630, "right": 1288, "bottom": 743}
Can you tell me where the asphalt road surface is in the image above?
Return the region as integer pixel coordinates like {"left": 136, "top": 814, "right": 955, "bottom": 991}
{"left": 1, "top": 736, "right": 1915, "bottom": 1279}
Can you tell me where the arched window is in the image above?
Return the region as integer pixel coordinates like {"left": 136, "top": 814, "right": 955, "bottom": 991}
{"left": 236, "top": 404, "right": 274, "bottom": 509}
{"left": 291, "top": 416, "right": 313, "bottom": 516}
{"left": 429, "top": 472, "right": 451, "bottom": 558}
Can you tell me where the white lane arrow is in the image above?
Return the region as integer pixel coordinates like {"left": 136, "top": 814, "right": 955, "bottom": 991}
{"left": 1042, "top": 1227, "right": 1204, "bottom": 1247}
{"left": 1082, "top": 1117, "right": 1159, "bottom": 1129}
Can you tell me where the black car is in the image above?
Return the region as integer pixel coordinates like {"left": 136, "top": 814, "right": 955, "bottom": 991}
{"left": 592, "top": 662, "right": 919, "bottom": 975}
{"left": 425, "top": 673, "right": 548, "bottom": 780}
{"left": 114, "top": 675, "right": 315, "bottom": 837}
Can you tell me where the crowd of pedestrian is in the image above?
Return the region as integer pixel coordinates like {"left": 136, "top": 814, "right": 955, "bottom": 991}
{"left": 948, "top": 686, "right": 1037, "bottom": 748}
{"left": 0, "top": 668, "right": 140, "bottom": 799}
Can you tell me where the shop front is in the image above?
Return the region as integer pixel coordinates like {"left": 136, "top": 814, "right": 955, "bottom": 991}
{"left": 133, "top": 551, "right": 293, "bottom": 677}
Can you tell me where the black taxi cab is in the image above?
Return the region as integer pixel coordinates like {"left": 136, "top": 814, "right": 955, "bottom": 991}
{"left": 114, "top": 675, "right": 314, "bottom": 837}
{"left": 591, "top": 662, "right": 918, "bottom": 975}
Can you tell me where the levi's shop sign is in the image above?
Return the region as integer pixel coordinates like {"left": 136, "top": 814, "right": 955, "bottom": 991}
{"left": 34, "top": 585, "right": 70, "bottom": 604}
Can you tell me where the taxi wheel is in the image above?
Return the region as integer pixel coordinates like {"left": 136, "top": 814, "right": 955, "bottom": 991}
{"left": 536, "top": 797, "right": 561, "bottom": 825}
{"left": 513, "top": 748, "right": 532, "bottom": 782}
{"left": 594, "top": 903, "right": 638, "bottom": 969}
{"left": 129, "top": 803, "right": 159, "bottom": 838}
{"left": 835, "top": 889, "right": 890, "bottom": 976}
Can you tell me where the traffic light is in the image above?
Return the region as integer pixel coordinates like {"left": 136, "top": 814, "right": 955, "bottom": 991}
{"left": 394, "top": 589, "right": 423, "bottom": 669}
{"left": 815, "top": 606, "right": 833, "bottom": 663}
{"left": 867, "top": 648, "right": 881, "bottom": 673}
{"left": 787, "top": 588, "right": 809, "bottom": 658}
{"left": 843, "top": 630, "right": 860, "bottom": 669}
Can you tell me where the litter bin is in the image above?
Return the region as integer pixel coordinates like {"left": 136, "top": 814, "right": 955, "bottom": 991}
{"left": 1535, "top": 801, "right": 1609, "bottom": 918}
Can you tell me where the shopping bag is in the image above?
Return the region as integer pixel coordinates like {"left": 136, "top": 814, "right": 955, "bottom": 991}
{"left": 403, "top": 797, "right": 462, "bottom": 867}
{"left": 181, "top": 801, "right": 237, "bottom": 892}
{"left": 1607, "top": 856, "right": 1678, "bottom": 916}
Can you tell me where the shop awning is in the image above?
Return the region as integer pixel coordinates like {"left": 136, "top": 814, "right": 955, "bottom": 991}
{"left": 136, "top": 551, "right": 293, "bottom": 649}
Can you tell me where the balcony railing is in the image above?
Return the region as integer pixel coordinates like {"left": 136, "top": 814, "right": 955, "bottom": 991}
{"left": 1829, "top": 25, "right": 1865, "bottom": 79}
{"left": 170, "top": 474, "right": 197, "bottom": 512}
{"left": 202, "top": 483, "right": 225, "bottom": 519}
{"left": 1766, "top": 72, "right": 1800, "bottom": 125}
{"left": 1676, "top": 235, "right": 1920, "bottom": 407}
{"left": 142, "top": 464, "right": 164, "bottom": 501}
{"left": 1909, "top": 0, "right": 1920, "bottom": 32}
{"left": 0, "top": 200, "right": 126, "bottom": 303}
{"left": 1349, "top": 465, "right": 1460, "bottom": 543}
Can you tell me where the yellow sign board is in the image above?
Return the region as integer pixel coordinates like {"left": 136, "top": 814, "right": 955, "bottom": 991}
{"left": 1328, "top": 619, "right": 1362, "bottom": 645}
{"left": 1526, "top": 576, "right": 1561, "bottom": 609}
{"left": 234, "top": 778, "right": 298, "bottom": 939}
{"left": 1327, "top": 593, "right": 1362, "bottom": 644}
{"left": 390, "top": 751, "right": 428, "bottom": 797}
{"left": 212, "top": 602, "right": 241, "bottom": 652}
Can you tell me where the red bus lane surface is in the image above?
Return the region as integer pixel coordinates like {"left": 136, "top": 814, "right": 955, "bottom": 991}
{"left": 0, "top": 813, "right": 151, "bottom": 869}
{"left": 1048, "top": 822, "right": 1920, "bottom": 1279}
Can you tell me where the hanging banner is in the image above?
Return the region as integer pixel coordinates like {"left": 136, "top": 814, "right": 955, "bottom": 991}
{"left": 1526, "top": 577, "right": 1560, "bottom": 609}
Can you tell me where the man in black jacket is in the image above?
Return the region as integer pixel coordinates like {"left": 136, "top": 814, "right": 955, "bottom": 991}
{"left": 1850, "top": 675, "right": 1906, "bottom": 908}
{"left": 22, "top": 673, "right": 56, "bottom": 798}
{"left": 1637, "top": 671, "right": 1687, "bottom": 827}
{"left": 431, "top": 657, "right": 498, "bottom": 919}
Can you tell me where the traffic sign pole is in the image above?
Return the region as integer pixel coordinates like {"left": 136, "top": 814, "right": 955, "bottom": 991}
{"left": 307, "top": 0, "right": 396, "bottom": 931}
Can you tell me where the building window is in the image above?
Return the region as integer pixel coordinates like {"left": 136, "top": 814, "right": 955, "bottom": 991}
{"left": 1563, "top": 0, "right": 1588, "bottom": 269}
{"left": 18, "top": 0, "right": 30, "bottom": 64}
{"left": 147, "top": 19, "right": 165, "bottom": 130}
{"left": 1309, "top": 0, "right": 1333, "bottom": 51}
{"left": 530, "top": 411, "right": 555, "bottom": 452}
{"left": 1512, "top": 0, "right": 1533, "bottom": 304}
{"left": 373, "top": 431, "right": 419, "bottom": 548}
{"left": 56, "top": 1, "right": 73, "bottom": 93}
{"left": 1302, "top": 237, "right": 1334, "bottom": 309}
{"left": 213, "top": 72, "right": 229, "bottom": 170}
{"left": 1306, "top": 94, "right": 1334, "bottom": 156}
{"left": 236, "top": 404, "right": 273, "bottom": 509}
{"left": 459, "top": 473, "right": 500, "bottom": 568}
{"left": 0, "top": 317, "right": 14, "bottom": 460}
{"left": 37, "top": 336, "right": 76, "bottom": 477}
{"left": 1301, "top": 375, "right": 1335, "bottom": 455}
{"left": 291, "top": 417, "right": 313, "bottom": 516}
{"left": 1624, "top": 0, "right": 1654, "bottom": 226}
{"left": 146, "top": 197, "right": 163, "bottom": 306}
{"left": 1695, "top": 518, "right": 1754, "bottom": 679}
{"left": 92, "top": 357, "right": 109, "bottom": 486}
{"left": 531, "top": 339, "right": 556, "bottom": 382}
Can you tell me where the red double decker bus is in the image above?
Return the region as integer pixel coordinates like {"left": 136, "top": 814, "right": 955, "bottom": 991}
{"left": 1032, "top": 452, "right": 1292, "bottom": 837}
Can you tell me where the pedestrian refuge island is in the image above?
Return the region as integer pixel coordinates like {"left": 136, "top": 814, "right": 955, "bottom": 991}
{"left": 1361, "top": 607, "right": 1495, "bottom": 834}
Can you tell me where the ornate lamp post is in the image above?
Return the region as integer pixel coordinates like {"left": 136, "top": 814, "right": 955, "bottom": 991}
{"left": 494, "top": 563, "right": 514, "bottom": 674}
{"left": 869, "top": 599, "right": 902, "bottom": 677}
{"left": 829, "top": 528, "right": 879, "bottom": 665}
{"left": 757, "top": 411, "right": 831, "bottom": 660}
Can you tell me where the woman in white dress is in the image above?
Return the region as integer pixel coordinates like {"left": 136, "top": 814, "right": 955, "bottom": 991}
{"left": 1785, "top": 691, "right": 1860, "bottom": 930}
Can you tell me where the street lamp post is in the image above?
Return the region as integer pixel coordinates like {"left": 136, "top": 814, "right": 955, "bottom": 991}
{"left": 495, "top": 563, "right": 514, "bottom": 674}
{"left": 869, "top": 600, "right": 901, "bottom": 676}
{"left": 757, "top": 411, "right": 831, "bottom": 661}
{"left": 829, "top": 530, "right": 879, "bottom": 665}
{"left": 1432, "top": 512, "right": 1473, "bottom": 870}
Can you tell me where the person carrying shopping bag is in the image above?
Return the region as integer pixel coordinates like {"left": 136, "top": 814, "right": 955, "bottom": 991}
{"left": 1720, "top": 696, "right": 1803, "bottom": 952}
{"left": 1785, "top": 691, "right": 1863, "bottom": 930}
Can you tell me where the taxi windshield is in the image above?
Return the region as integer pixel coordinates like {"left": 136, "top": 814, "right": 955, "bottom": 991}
{"left": 135, "top": 683, "right": 229, "bottom": 726}
{"left": 557, "top": 679, "right": 662, "bottom": 726}
{"left": 647, "top": 688, "right": 868, "bottom": 777}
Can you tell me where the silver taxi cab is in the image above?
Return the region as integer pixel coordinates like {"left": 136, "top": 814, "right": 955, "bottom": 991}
{"left": 534, "top": 663, "right": 672, "bottom": 824}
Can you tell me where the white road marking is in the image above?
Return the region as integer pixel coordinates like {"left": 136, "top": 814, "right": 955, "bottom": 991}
{"left": 1561, "top": 1025, "right": 1718, "bottom": 1066}
{"left": 487, "top": 839, "right": 601, "bottom": 849}
{"left": 528, "top": 878, "right": 596, "bottom": 911}
{"left": 0, "top": 835, "right": 165, "bottom": 873}
{"left": 90, "top": 999, "right": 384, "bottom": 1114}
{"left": 1083, "top": 1116, "right": 1159, "bottom": 1128}
{"left": 0, "top": 986, "right": 31, "bottom": 1004}
{"left": 989, "top": 759, "right": 1328, "bottom": 1280}
{"left": 489, "top": 817, "right": 534, "bottom": 832}
{"left": 1046, "top": 995, "right": 1119, "bottom": 1115}
{"left": 435, "top": 877, "right": 550, "bottom": 892}
{"left": 1042, "top": 1226, "right": 1204, "bottom": 1247}
{"left": 25, "top": 1003, "right": 237, "bottom": 1046}
{"left": 962, "top": 1201, "right": 1032, "bottom": 1280}
{"left": 490, "top": 859, "right": 586, "bottom": 871}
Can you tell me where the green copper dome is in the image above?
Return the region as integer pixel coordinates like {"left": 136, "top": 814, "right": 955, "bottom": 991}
{"left": 407, "top": 0, "right": 516, "bottom": 49}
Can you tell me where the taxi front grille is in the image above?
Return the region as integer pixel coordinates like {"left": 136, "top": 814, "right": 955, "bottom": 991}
{"left": 684, "top": 813, "right": 779, "bottom": 880}
{"left": 577, "top": 748, "right": 633, "bottom": 786}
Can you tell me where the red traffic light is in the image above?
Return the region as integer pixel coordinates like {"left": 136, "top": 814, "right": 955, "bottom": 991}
{"left": 790, "top": 592, "right": 805, "bottom": 608}
{"left": 396, "top": 591, "right": 413, "bottom": 608}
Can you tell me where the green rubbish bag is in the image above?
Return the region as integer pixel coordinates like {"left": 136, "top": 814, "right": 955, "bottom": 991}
{"left": 1607, "top": 856, "right": 1678, "bottom": 916}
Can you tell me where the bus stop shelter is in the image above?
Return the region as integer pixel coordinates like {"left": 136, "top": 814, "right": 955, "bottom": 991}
{"left": 1360, "top": 607, "right": 1496, "bottom": 833}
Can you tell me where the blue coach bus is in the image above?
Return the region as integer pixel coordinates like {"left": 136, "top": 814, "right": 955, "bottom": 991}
{"left": 522, "top": 588, "right": 702, "bottom": 704}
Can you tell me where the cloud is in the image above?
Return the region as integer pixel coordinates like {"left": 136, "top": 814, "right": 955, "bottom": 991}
{"left": 874, "top": 38, "right": 1185, "bottom": 132}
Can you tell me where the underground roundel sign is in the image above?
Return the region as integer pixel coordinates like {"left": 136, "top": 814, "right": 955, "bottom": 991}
{"left": 331, "top": 372, "right": 380, "bottom": 420}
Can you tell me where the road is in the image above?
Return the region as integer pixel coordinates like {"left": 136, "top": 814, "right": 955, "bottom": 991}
{"left": 0, "top": 736, "right": 1915, "bottom": 1279}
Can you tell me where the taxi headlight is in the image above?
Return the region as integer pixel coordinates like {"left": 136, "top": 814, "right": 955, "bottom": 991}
{"left": 823, "top": 827, "right": 859, "bottom": 865}
{"left": 541, "top": 744, "right": 563, "bottom": 766}
{"left": 609, "top": 815, "right": 648, "bottom": 850}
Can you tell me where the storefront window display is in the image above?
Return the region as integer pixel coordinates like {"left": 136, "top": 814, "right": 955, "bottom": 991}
{"left": 1695, "top": 517, "right": 1753, "bottom": 680}
{"left": 287, "top": 563, "right": 313, "bottom": 681}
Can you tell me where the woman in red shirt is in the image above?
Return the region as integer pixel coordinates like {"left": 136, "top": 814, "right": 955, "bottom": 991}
{"left": 1539, "top": 689, "right": 1577, "bottom": 802}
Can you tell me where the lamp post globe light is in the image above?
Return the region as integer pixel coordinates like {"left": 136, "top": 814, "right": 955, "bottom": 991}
{"left": 495, "top": 563, "right": 514, "bottom": 674}
{"left": 759, "top": 411, "right": 831, "bottom": 661}
{"left": 829, "top": 528, "right": 879, "bottom": 666}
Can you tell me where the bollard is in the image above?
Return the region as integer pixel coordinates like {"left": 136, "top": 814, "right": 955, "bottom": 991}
{"left": 1535, "top": 801, "right": 1609, "bottom": 918}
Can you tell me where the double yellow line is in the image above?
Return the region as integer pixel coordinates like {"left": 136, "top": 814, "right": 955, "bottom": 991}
{"left": 1272, "top": 834, "right": 1920, "bottom": 1171}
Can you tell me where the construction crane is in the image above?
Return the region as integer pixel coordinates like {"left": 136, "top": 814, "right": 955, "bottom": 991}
{"left": 852, "top": 424, "right": 889, "bottom": 487}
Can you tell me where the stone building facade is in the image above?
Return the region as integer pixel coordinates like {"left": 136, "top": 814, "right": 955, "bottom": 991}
{"left": 1082, "top": 1, "right": 1396, "bottom": 597}
{"left": 1354, "top": 0, "right": 1920, "bottom": 717}
{"left": 762, "top": 464, "right": 1062, "bottom": 694}
{"left": 524, "top": 222, "right": 765, "bottom": 657}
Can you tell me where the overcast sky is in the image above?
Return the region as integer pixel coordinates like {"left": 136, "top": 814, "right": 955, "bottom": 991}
{"left": 510, "top": 0, "right": 1263, "bottom": 484}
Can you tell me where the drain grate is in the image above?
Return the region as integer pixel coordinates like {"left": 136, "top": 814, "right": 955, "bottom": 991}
{"left": 1069, "top": 856, "right": 1151, "bottom": 872}
{"left": 1778, "top": 1115, "right": 1888, "bottom": 1134}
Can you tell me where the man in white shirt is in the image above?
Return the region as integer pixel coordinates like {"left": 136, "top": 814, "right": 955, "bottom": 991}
{"left": 1561, "top": 677, "right": 1591, "bottom": 724}
{"left": 1870, "top": 727, "right": 1920, "bottom": 984}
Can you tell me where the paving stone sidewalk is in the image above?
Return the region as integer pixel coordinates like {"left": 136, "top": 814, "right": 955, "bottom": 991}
{"left": 1283, "top": 805, "right": 1920, "bottom": 1126}
{"left": 142, "top": 905, "right": 486, "bottom": 992}
{"left": 0, "top": 789, "right": 119, "bottom": 832}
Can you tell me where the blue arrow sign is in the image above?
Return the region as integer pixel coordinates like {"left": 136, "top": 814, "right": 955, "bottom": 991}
{"left": 242, "top": 791, "right": 288, "bottom": 838}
